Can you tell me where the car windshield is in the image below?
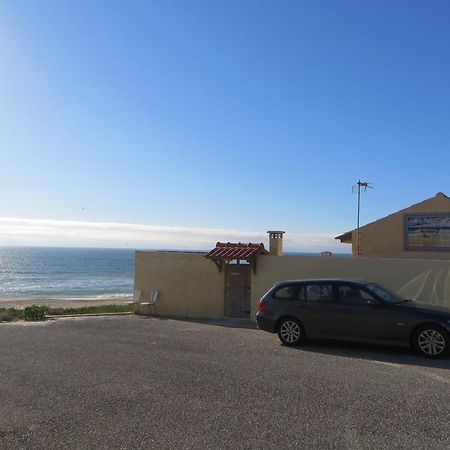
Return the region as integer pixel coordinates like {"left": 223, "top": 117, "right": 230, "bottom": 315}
{"left": 365, "top": 283, "right": 405, "bottom": 304}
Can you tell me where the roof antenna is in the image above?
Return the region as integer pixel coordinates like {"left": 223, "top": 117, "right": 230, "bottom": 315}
{"left": 352, "top": 180, "right": 374, "bottom": 256}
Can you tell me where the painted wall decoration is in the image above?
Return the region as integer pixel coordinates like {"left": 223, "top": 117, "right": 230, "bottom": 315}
{"left": 404, "top": 213, "right": 450, "bottom": 251}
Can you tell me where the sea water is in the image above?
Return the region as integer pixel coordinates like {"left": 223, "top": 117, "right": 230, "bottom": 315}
{"left": 0, "top": 247, "right": 134, "bottom": 301}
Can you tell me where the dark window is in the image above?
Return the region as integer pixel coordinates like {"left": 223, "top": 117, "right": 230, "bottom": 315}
{"left": 338, "top": 285, "right": 375, "bottom": 305}
{"left": 273, "top": 285, "right": 296, "bottom": 300}
{"left": 305, "top": 284, "right": 333, "bottom": 302}
{"left": 296, "top": 286, "right": 306, "bottom": 301}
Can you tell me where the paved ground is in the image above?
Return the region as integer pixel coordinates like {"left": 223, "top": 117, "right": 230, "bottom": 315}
{"left": 1, "top": 316, "right": 449, "bottom": 449}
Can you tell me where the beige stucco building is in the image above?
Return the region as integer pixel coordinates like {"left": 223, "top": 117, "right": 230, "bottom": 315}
{"left": 336, "top": 192, "right": 450, "bottom": 259}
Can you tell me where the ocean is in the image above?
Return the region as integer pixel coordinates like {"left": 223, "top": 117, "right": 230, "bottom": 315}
{"left": 0, "top": 247, "right": 135, "bottom": 301}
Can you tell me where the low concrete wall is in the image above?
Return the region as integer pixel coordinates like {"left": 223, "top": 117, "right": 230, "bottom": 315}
{"left": 251, "top": 255, "right": 450, "bottom": 318}
{"left": 134, "top": 251, "right": 224, "bottom": 319}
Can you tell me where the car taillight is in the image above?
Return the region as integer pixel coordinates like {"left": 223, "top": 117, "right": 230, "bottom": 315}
{"left": 258, "top": 298, "right": 266, "bottom": 313}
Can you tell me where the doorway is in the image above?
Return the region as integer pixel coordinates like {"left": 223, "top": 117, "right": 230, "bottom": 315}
{"left": 224, "top": 264, "right": 251, "bottom": 318}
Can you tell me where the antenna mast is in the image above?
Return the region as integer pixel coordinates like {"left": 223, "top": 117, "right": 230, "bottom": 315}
{"left": 352, "top": 180, "right": 373, "bottom": 256}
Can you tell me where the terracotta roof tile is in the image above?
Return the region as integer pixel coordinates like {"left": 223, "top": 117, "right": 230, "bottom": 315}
{"left": 205, "top": 242, "right": 268, "bottom": 261}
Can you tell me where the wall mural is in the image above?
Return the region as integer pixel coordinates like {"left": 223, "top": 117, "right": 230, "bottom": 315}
{"left": 396, "top": 267, "right": 450, "bottom": 306}
{"left": 404, "top": 213, "right": 450, "bottom": 251}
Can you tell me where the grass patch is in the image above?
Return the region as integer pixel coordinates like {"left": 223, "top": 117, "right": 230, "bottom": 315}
{"left": 1, "top": 305, "right": 50, "bottom": 322}
{"left": 48, "top": 304, "right": 134, "bottom": 315}
{"left": 0, "top": 308, "right": 24, "bottom": 322}
{"left": 0, "top": 304, "right": 133, "bottom": 322}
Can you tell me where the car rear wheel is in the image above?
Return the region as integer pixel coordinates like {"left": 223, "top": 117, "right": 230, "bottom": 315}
{"left": 412, "top": 324, "right": 449, "bottom": 358}
{"left": 277, "top": 318, "right": 304, "bottom": 346}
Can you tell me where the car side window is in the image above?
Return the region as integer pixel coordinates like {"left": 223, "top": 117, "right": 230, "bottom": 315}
{"left": 338, "top": 285, "right": 375, "bottom": 305}
{"left": 273, "top": 285, "right": 296, "bottom": 300}
{"left": 296, "top": 286, "right": 306, "bottom": 301}
{"left": 305, "top": 284, "right": 333, "bottom": 302}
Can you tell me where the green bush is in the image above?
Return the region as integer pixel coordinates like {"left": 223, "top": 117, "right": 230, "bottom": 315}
{"left": 23, "top": 305, "right": 50, "bottom": 321}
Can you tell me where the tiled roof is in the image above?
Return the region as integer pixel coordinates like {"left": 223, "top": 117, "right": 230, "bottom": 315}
{"left": 205, "top": 242, "right": 268, "bottom": 261}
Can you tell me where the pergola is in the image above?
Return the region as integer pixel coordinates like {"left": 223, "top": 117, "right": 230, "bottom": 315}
{"left": 204, "top": 242, "right": 268, "bottom": 273}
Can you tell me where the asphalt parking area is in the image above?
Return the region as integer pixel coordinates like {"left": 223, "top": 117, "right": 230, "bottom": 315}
{"left": 1, "top": 316, "right": 449, "bottom": 449}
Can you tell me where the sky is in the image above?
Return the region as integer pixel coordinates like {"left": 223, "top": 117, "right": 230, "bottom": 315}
{"left": 1, "top": 1, "right": 449, "bottom": 251}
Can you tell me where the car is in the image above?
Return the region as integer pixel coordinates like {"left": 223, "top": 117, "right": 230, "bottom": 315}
{"left": 256, "top": 278, "right": 450, "bottom": 358}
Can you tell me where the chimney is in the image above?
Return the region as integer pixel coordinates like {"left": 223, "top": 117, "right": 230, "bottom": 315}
{"left": 267, "top": 231, "right": 285, "bottom": 256}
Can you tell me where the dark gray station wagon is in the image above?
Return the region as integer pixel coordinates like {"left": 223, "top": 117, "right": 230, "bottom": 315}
{"left": 256, "top": 279, "right": 450, "bottom": 358}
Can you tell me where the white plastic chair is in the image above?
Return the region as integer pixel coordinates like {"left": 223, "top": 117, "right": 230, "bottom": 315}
{"left": 140, "top": 290, "right": 158, "bottom": 315}
{"left": 126, "top": 290, "right": 142, "bottom": 313}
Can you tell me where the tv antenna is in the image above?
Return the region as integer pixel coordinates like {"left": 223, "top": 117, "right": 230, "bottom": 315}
{"left": 352, "top": 180, "right": 374, "bottom": 256}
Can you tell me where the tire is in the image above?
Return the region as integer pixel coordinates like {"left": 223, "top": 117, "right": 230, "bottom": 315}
{"left": 412, "top": 324, "right": 449, "bottom": 359}
{"left": 277, "top": 318, "right": 305, "bottom": 346}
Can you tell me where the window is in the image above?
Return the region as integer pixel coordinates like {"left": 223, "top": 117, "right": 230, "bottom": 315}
{"left": 305, "top": 284, "right": 333, "bottom": 302}
{"left": 338, "top": 285, "right": 375, "bottom": 305}
{"left": 273, "top": 285, "right": 296, "bottom": 299}
{"left": 365, "top": 283, "right": 404, "bottom": 304}
{"left": 296, "top": 286, "right": 306, "bottom": 301}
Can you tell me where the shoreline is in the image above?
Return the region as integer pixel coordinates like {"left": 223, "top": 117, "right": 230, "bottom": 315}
{"left": 0, "top": 297, "right": 131, "bottom": 310}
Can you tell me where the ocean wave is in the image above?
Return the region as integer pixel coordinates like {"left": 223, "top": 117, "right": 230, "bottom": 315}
{"left": 0, "top": 247, "right": 134, "bottom": 301}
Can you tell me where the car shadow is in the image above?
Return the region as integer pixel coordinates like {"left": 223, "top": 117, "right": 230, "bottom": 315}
{"left": 136, "top": 315, "right": 257, "bottom": 330}
{"left": 289, "top": 339, "right": 450, "bottom": 370}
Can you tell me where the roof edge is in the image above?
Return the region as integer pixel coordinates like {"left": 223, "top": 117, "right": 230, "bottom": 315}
{"left": 335, "top": 192, "right": 450, "bottom": 240}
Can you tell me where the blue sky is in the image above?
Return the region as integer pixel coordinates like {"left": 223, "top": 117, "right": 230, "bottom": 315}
{"left": 1, "top": 1, "right": 449, "bottom": 251}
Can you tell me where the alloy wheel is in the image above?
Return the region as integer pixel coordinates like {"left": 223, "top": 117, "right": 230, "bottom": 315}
{"left": 417, "top": 329, "right": 446, "bottom": 356}
{"left": 280, "top": 320, "right": 301, "bottom": 344}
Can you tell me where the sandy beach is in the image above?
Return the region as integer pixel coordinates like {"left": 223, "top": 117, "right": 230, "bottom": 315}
{"left": 0, "top": 297, "right": 131, "bottom": 310}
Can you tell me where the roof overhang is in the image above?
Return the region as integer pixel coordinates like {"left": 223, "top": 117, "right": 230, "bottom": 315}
{"left": 335, "top": 231, "right": 353, "bottom": 243}
{"left": 205, "top": 242, "right": 268, "bottom": 273}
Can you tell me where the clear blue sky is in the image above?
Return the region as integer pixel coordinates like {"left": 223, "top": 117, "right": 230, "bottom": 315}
{"left": 1, "top": 1, "right": 450, "bottom": 250}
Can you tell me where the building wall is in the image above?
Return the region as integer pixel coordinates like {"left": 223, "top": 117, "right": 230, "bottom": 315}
{"left": 134, "top": 251, "right": 225, "bottom": 318}
{"left": 251, "top": 255, "right": 450, "bottom": 318}
{"left": 135, "top": 251, "right": 450, "bottom": 322}
{"left": 351, "top": 193, "right": 450, "bottom": 259}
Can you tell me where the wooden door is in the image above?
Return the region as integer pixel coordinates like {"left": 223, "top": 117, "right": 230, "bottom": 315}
{"left": 224, "top": 265, "right": 251, "bottom": 318}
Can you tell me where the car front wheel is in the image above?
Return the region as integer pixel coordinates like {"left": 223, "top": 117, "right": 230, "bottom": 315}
{"left": 277, "top": 318, "right": 304, "bottom": 346}
{"left": 412, "top": 324, "right": 449, "bottom": 358}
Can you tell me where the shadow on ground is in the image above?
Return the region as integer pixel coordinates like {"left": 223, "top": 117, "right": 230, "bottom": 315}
{"left": 290, "top": 339, "right": 450, "bottom": 369}
{"left": 135, "top": 314, "right": 257, "bottom": 330}
{"left": 135, "top": 315, "right": 449, "bottom": 368}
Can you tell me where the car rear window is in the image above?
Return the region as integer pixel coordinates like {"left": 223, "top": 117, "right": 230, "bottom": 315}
{"left": 273, "top": 285, "right": 296, "bottom": 299}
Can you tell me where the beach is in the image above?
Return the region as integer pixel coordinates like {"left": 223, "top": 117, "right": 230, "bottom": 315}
{"left": 0, "top": 247, "right": 134, "bottom": 309}
{"left": 0, "top": 296, "right": 131, "bottom": 310}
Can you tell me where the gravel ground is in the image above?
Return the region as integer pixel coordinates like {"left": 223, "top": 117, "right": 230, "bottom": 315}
{"left": 0, "top": 315, "right": 449, "bottom": 449}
